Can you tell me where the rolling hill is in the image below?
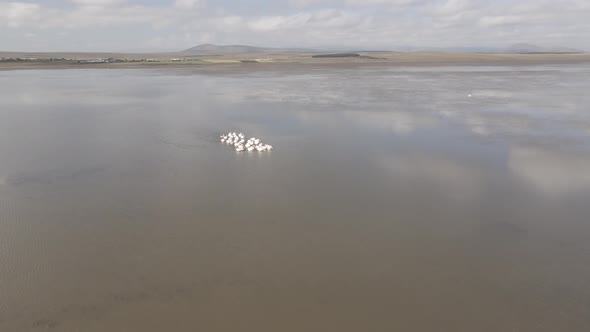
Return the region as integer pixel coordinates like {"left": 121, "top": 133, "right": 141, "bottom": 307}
{"left": 182, "top": 44, "right": 314, "bottom": 55}
{"left": 506, "top": 43, "right": 583, "bottom": 54}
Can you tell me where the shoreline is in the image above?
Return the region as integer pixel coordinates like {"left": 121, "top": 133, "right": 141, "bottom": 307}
{"left": 2, "top": 52, "right": 590, "bottom": 71}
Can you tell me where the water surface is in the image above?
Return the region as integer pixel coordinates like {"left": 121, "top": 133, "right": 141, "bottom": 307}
{"left": 1, "top": 64, "right": 590, "bottom": 331}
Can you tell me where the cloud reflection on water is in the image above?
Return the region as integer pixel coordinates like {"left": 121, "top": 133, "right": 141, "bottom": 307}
{"left": 378, "top": 153, "right": 486, "bottom": 201}
{"left": 509, "top": 145, "right": 590, "bottom": 196}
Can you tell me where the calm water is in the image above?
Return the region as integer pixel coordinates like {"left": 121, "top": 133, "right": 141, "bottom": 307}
{"left": 1, "top": 65, "right": 590, "bottom": 331}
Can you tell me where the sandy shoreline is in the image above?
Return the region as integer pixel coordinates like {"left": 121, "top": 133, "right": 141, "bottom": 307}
{"left": 2, "top": 52, "right": 590, "bottom": 70}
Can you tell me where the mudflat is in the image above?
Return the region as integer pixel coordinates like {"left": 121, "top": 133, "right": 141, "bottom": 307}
{"left": 1, "top": 51, "right": 590, "bottom": 70}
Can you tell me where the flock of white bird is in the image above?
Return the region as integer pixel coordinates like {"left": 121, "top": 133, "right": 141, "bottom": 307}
{"left": 220, "top": 132, "right": 273, "bottom": 152}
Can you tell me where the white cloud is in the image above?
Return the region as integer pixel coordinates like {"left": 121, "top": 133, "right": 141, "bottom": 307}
{"left": 345, "top": 0, "right": 420, "bottom": 6}
{"left": 247, "top": 9, "right": 363, "bottom": 32}
{"left": 0, "top": 2, "right": 41, "bottom": 28}
{"left": 174, "top": 0, "right": 204, "bottom": 10}
{"left": 479, "top": 15, "right": 526, "bottom": 27}
{"left": 289, "top": 0, "right": 423, "bottom": 8}
{"left": 0, "top": 0, "right": 589, "bottom": 52}
{"left": 68, "top": 0, "right": 127, "bottom": 7}
{"left": 289, "top": 0, "right": 319, "bottom": 9}
{"left": 433, "top": 0, "right": 472, "bottom": 14}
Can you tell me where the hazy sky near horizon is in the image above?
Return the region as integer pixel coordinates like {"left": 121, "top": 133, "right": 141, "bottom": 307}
{"left": 1, "top": 0, "right": 588, "bottom": 52}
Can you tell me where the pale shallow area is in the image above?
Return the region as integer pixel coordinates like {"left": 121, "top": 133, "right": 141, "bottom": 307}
{"left": 1, "top": 65, "right": 590, "bottom": 331}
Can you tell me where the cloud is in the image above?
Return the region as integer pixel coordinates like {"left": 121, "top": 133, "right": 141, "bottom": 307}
{"left": 478, "top": 15, "right": 526, "bottom": 27}
{"left": 0, "top": 2, "right": 42, "bottom": 28}
{"left": 289, "top": 0, "right": 423, "bottom": 8}
{"left": 345, "top": 0, "right": 420, "bottom": 6}
{"left": 0, "top": 0, "right": 589, "bottom": 52}
{"left": 288, "top": 0, "right": 319, "bottom": 9}
{"left": 174, "top": 0, "right": 204, "bottom": 10}
{"left": 247, "top": 9, "right": 363, "bottom": 32}
{"left": 68, "top": 0, "right": 127, "bottom": 7}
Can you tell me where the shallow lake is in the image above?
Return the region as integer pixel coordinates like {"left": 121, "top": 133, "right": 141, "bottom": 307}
{"left": 1, "top": 64, "right": 590, "bottom": 331}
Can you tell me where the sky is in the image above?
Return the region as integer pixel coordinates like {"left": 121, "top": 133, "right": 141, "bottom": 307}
{"left": 0, "top": 0, "right": 588, "bottom": 52}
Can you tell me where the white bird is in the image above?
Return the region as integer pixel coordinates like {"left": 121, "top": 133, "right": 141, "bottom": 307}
{"left": 220, "top": 131, "right": 273, "bottom": 152}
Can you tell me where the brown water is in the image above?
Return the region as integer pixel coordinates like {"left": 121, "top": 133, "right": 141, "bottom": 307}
{"left": 1, "top": 65, "right": 590, "bottom": 331}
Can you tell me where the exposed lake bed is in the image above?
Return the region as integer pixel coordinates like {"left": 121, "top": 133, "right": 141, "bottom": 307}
{"left": 1, "top": 64, "right": 590, "bottom": 331}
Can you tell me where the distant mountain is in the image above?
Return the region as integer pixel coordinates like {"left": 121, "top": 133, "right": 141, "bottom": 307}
{"left": 506, "top": 43, "right": 583, "bottom": 54}
{"left": 180, "top": 43, "right": 585, "bottom": 56}
{"left": 182, "top": 44, "right": 314, "bottom": 55}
